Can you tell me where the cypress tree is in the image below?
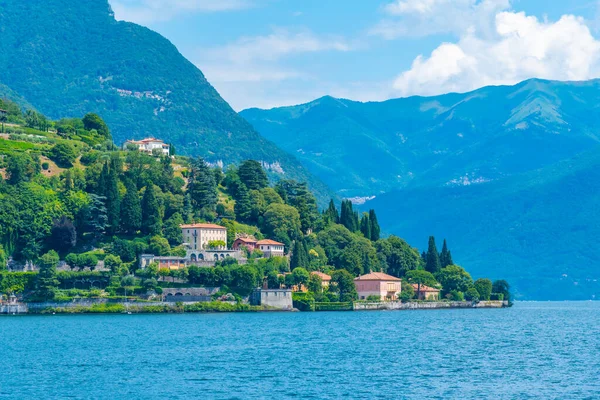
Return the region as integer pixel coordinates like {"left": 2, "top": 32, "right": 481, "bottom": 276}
{"left": 325, "top": 199, "right": 339, "bottom": 224}
{"left": 369, "top": 209, "right": 380, "bottom": 241}
{"left": 188, "top": 157, "right": 217, "bottom": 211}
{"left": 234, "top": 183, "right": 252, "bottom": 223}
{"left": 104, "top": 162, "right": 120, "bottom": 234}
{"left": 340, "top": 200, "right": 358, "bottom": 232}
{"left": 360, "top": 213, "right": 371, "bottom": 240}
{"left": 439, "top": 239, "right": 453, "bottom": 268}
{"left": 120, "top": 178, "right": 142, "bottom": 233}
{"left": 142, "top": 184, "right": 162, "bottom": 236}
{"left": 425, "top": 236, "right": 442, "bottom": 273}
{"left": 238, "top": 160, "right": 268, "bottom": 190}
{"left": 290, "top": 239, "right": 308, "bottom": 270}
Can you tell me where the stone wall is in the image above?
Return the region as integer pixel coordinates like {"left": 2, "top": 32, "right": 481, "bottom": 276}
{"left": 353, "top": 300, "right": 507, "bottom": 311}
{"left": 0, "top": 303, "right": 28, "bottom": 314}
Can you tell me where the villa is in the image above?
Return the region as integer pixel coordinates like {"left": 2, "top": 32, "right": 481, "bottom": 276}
{"left": 354, "top": 272, "right": 402, "bottom": 301}
{"left": 232, "top": 237, "right": 258, "bottom": 252}
{"left": 256, "top": 239, "right": 285, "bottom": 257}
{"left": 411, "top": 284, "right": 441, "bottom": 300}
{"left": 123, "top": 138, "right": 170, "bottom": 156}
{"left": 181, "top": 223, "right": 227, "bottom": 250}
{"left": 311, "top": 271, "right": 332, "bottom": 287}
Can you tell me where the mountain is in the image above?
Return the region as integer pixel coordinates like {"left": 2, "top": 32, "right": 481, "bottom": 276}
{"left": 241, "top": 79, "right": 600, "bottom": 197}
{"left": 0, "top": 0, "right": 331, "bottom": 204}
{"left": 241, "top": 79, "right": 600, "bottom": 299}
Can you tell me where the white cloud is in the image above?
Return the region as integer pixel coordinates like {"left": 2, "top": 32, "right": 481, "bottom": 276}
{"left": 110, "top": 0, "right": 251, "bottom": 24}
{"left": 371, "top": 0, "right": 510, "bottom": 38}
{"left": 393, "top": 11, "right": 600, "bottom": 96}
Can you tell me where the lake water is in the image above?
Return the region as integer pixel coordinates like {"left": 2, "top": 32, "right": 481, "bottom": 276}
{"left": 1, "top": 302, "right": 599, "bottom": 399}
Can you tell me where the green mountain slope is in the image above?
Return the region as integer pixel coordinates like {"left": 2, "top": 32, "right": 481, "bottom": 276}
{"left": 366, "top": 148, "right": 600, "bottom": 300}
{"left": 0, "top": 0, "right": 331, "bottom": 204}
{"left": 241, "top": 79, "right": 600, "bottom": 197}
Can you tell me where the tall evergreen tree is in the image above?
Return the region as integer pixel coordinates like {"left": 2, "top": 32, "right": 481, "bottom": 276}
{"left": 324, "top": 199, "right": 339, "bottom": 224}
{"left": 35, "top": 250, "right": 60, "bottom": 300}
{"left": 360, "top": 213, "right": 371, "bottom": 240}
{"left": 104, "top": 161, "right": 120, "bottom": 234}
{"left": 369, "top": 209, "right": 380, "bottom": 241}
{"left": 238, "top": 160, "right": 268, "bottom": 190}
{"left": 120, "top": 178, "right": 142, "bottom": 233}
{"left": 439, "top": 239, "right": 454, "bottom": 268}
{"left": 425, "top": 236, "right": 442, "bottom": 273}
{"left": 290, "top": 239, "right": 309, "bottom": 270}
{"left": 234, "top": 183, "right": 253, "bottom": 223}
{"left": 142, "top": 184, "right": 162, "bottom": 236}
{"left": 188, "top": 157, "right": 217, "bottom": 211}
{"left": 340, "top": 200, "right": 358, "bottom": 232}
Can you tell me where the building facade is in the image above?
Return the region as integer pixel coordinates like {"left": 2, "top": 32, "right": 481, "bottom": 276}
{"left": 232, "top": 237, "right": 258, "bottom": 252}
{"left": 250, "top": 289, "right": 293, "bottom": 310}
{"left": 354, "top": 272, "right": 402, "bottom": 301}
{"left": 139, "top": 249, "right": 245, "bottom": 270}
{"left": 411, "top": 284, "right": 441, "bottom": 300}
{"left": 256, "top": 239, "right": 285, "bottom": 257}
{"left": 181, "top": 223, "right": 227, "bottom": 250}
{"left": 311, "top": 271, "right": 332, "bottom": 287}
{"left": 123, "top": 138, "right": 170, "bottom": 156}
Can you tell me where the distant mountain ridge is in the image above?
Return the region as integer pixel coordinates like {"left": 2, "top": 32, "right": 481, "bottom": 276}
{"left": 0, "top": 0, "right": 331, "bottom": 204}
{"left": 241, "top": 79, "right": 600, "bottom": 299}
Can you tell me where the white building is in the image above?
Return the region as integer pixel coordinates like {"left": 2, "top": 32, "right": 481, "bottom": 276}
{"left": 181, "top": 223, "right": 227, "bottom": 250}
{"left": 123, "top": 138, "right": 170, "bottom": 156}
{"left": 256, "top": 239, "right": 285, "bottom": 257}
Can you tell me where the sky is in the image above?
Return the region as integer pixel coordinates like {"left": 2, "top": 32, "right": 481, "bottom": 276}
{"left": 109, "top": 0, "right": 600, "bottom": 111}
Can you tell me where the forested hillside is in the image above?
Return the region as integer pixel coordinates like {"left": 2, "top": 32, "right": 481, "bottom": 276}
{"left": 0, "top": 100, "right": 506, "bottom": 305}
{"left": 0, "top": 0, "right": 331, "bottom": 204}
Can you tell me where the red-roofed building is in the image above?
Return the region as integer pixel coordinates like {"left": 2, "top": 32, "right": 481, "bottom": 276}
{"left": 232, "top": 237, "right": 258, "bottom": 252}
{"left": 311, "top": 271, "right": 332, "bottom": 287}
{"left": 123, "top": 138, "right": 170, "bottom": 156}
{"left": 257, "top": 239, "right": 285, "bottom": 257}
{"left": 354, "top": 272, "right": 402, "bottom": 301}
{"left": 411, "top": 284, "right": 441, "bottom": 300}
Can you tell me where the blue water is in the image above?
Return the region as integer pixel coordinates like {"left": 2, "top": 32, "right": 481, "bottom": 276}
{"left": 1, "top": 302, "right": 599, "bottom": 399}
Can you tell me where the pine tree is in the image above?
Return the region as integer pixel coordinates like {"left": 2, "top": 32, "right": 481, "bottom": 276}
{"left": 120, "top": 178, "right": 142, "bottom": 233}
{"left": 369, "top": 209, "right": 380, "bottom": 241}
{"left": 439, "top": 239, "right": 454, "bottom": 268}
{"left": 188, "top": 157, "right": 217, "bottom": 211}
{"left": 238, "top": 160, "right": 268, "bottom": 190}
{"left": 142, "top": 184, "right": 162, "bottom": 236}
{"left": 425, "top": 236, "right": 442, "bottom": 273}
{"left": 234, "top": 183, "right": 252, "bottom": 222}
{"left": 360, "top": 213, "right": 371, "bottom": 240}
{"left": 104, "top": 161, "right": 120, "bottom": 234}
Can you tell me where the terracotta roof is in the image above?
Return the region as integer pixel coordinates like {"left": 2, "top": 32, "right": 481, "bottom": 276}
{"left": 180, "top": 223, "right": 226, "bottom": 230}
{"left": 311, "top": 271, "right": 331, "bottom": 281}
{"left": 354, "top": 272, "right": 401, "bottom": 282}
{"left": 410, "top": 284, "right": 440, "bottom": 292}
{"left": 257, "top": 239, "right": 284, "bottom": 246}
{"left": 235, "top": 237, "right": 257, "bottom": 243}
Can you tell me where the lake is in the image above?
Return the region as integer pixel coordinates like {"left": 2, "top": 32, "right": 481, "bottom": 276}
{"left": 1, "top": 302, "right": 599, "bottom": 399}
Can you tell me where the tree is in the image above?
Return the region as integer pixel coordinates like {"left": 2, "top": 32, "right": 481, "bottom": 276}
{"left": 79, "top": 253, "right": 99, "bottom": 271}
{"left": 435, "top": 265, "right": 473, "bottom": 296}
{"left": 35, "top": 250, "right": 60, "bottom": 300}
{"left": 0, "top": 244, "right": 7, "bottom": 271}
{"left": 331, "top": 269, "right": 358, "bottom": 302}
{"left": 307, "top": 273, "right": 323, "bottom": 294}
{"left": 234, "top": 183, "right": 253, "bottom": 223}
{"left": 120, "top": 179, "right": 141, "bottom": 233}
{"left": 207, "top": 240, "right": 226, "bottom": 249}
{"left": 6, "top": 153, "right": 38, "bottom": 184}
{"left": 405, "top": 270, "right": 438, "bottom": 299}
{"left": 474, "top": 278, "right": 492, "bottom": 301}
{"left": 267, "top": 271, "right": 281, "bottom": 289}
{"left": 400, "top": 284, "right": 414, "bottom": 302}
{"left": 492, "top": 280, "right": 511, "bottom": 302}
{"left": 376, "top": 236, "right": 421, "bottom": 278}
{"left": 164, "top": 213, "right": 184, "bottom": 246}
{"left": 324, "top": 199, "right": 339, "bottom": 225}
{"left": 340, "top": 200, "right": 358, "bottom": 232}
{"left": 369, "top": 210, "right": 380, "bottom": 241}
{"left": 238, "top": 160, "right": 268, "bottom": 190}
{"left": 275, "top": 180, "right": 319, "bottom": 233}
{"left": 291, "top": 267, "right": 310, "bottom": 287}
{"left": 188, "top": 157, "right": 217, "bottom": 211}
{"left": 425, "top": 236, "right": 442, "bottom": 274}
{"left": 99, "top": 161, "right": 120, "bottom": 234}
{"left": 149, "top": 236, "right": 171, "bottom": 256}
{"left": 360, "top": 213, "right": 371, "bottom": 240}
{"left": 261, "top": 203, "right": 302, "bottom": 249}
{"left": 50, "top": 143, "right": 77, "bottom": 168}
{"left": 49, "top": 216, "right": 77, "bottom": 252}
{"left": 142, "top": 185, "right": 162, "bottom": 236}
{"left": 104, "top": 254, "right": 123, "bottom": 273}
{"left": 465, "top": 287, "right": 480, "bottom": 302}
{"left": 439, "top": 239, "right": 453, "bottom": 268}
{"left": 82, "top": 113, "right": 110, "bottom": 138}
{"left": 290, "top": 240, "right": 309, "bottom": 270}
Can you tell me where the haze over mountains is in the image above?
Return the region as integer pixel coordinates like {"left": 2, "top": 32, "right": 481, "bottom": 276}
{"left": 0, "top": 0, "right": 331, "bottom": 203}
{"left": 242, "top": 79, "right": 600, "bottom": 299}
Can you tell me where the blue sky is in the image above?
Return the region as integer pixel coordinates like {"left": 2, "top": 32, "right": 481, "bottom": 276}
{"left": 109, "top": 0, "right": 600, "bottom": 110}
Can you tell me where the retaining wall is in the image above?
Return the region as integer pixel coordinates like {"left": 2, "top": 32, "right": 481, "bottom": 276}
{"left": 353, "top": 300, "right": 507, "bottom": 311}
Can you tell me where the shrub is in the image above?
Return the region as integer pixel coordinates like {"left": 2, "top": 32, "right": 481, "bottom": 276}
{"left": 448, "top": 290, "right": 464, "bottom": 301}
{"left": 41, "top": 162, "right": 49, "bottom": 170}
{"left": 490, "top": 293, "right": 504, "bottom": 301}
{"left": 292, "top": 292, "right": 315, "bottom": 311}
{"left": 50, "top": 142, "right": 77, "bottom": 167}
{"left": 465, "top": 287, "right": 480, "bottom": 302}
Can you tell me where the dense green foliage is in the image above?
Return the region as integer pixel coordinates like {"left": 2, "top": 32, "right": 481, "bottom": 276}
{"left": 0, "top": 0, "right": 332, "bottom": 205}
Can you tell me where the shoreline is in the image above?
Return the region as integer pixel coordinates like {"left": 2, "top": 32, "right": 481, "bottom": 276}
{"left": 1, "top": 300, "right": 509, "bottom": 315}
